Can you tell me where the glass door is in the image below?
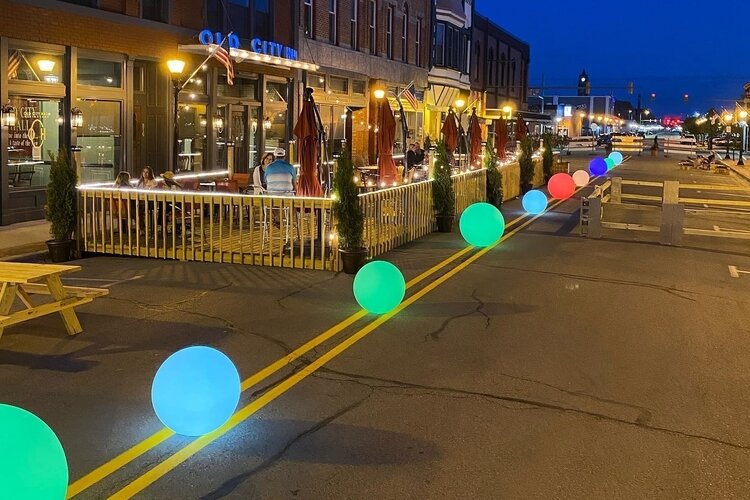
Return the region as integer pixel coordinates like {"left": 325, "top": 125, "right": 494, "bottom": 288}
{"left": 229, "top": 104, "right": 247, "bottom": 174}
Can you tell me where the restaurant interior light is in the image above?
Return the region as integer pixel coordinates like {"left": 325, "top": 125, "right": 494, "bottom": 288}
{"left": 263, "top": 116, "right": 272, "bottom": 130}
{"left": 71, "top": 107, "right": 83, "bottom": 128}
{"left": 1, "top": 103, "right": 17, "bottom": 127}
{"left": 213, "top": 114, "right": 224, "bottom": 131}
{"left": 166, "top": 59, "right": 186, "bottom": 77}
{"left": 37, "top": 59, "right": 56, "bottom": 72}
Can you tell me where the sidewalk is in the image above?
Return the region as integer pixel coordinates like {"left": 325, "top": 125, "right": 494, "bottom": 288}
{"left": 0, "top": 220, "right": 50, "bottom": 260}
{"left": 723, "top": 159, "right": 750, "bottom": 183}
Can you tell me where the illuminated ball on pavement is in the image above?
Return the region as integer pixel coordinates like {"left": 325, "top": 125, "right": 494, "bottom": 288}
{"left": 547, "top": 173, "right": 576, "bottom": 200}
{"left": 605, "top": 158, "right": 616, "bottom": 171}
{"left": 608, "top": 151, "right": 624, "bottom": 165}
{"left": 0, "top": 404, "right": 68, "bottom": 498}
{"left": 459, "top": 202, "right": 506, "bottom": 247}
{"left": 151, "top": 346, "right": 241, "bottom": 436}
{"left": 572, "top": 169, "right": 590, "bottom": 187}
{"left": 589, "top": 157, "right": 608, "bottom": 176}
{"left": 353, "top": 261, "right": 406, "bottom": 314}
{"left": 522, "top": 190, "right": 547, "bottom": 215}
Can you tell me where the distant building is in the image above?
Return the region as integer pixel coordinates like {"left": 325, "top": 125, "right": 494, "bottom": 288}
{"left": 577, "top": 69, "right": 590, "bottom": 96}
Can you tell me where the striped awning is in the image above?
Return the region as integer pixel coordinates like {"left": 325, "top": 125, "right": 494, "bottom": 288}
{"left": 425, "top": 85, "right": 460, "bottom": 110}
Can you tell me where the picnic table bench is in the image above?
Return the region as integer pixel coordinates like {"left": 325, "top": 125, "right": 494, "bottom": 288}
{"left": 0, "top": 262, "right": 108, "bottom": 340}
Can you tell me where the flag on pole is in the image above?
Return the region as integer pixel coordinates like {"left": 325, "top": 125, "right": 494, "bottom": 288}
{"left": 402, "top": 82, "right": 418, "bottom": 110}
{"left": 8, "top": 50, "right": 21, "bottom": 79}
{"left": 211, "top": 43, "right": 234, "bottom": 86}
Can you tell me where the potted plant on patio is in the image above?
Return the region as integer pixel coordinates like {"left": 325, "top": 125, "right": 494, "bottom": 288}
{"left": 333, "top": 150, "right": 367, "bottom": 274}
{"left": 45, "top": 149, "right": 78, "bottom": 262}
{"left": 484, "top": 138, "right": 503, "bottom": 209}
{"left": 432, "top": 140, "right": 455, "bottom": 232}
{"left": 519, "top": 136, "right": 535, "bottom": 194}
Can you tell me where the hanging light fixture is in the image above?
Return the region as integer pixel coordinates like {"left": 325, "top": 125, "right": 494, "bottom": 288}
{"left": 1, "top": 103, "right": 17, "bottom": 127}
{"left": 71, "top": 107, "right": 83, "bottom": 128}
{"left": 251, "top": 119, "right": 258, "bottom": 133}
{"left": 263, "top": 116, "right": 272, "bottom": 130}
{"left": 213, "top": 113, "right": 224, "bottom": 132}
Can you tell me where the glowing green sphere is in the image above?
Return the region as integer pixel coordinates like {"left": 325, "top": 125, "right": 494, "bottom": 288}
{"left": 353, "top": 261, "right": 405, "bottom": 314}
{"left": 605, "top": 158, "right": 616, "bottom": 170}
{"left": 0, "top": 404, "right": 68, "bottom": 499}
{"left": 459, "top": 202, "right": 506, "bottom": 247}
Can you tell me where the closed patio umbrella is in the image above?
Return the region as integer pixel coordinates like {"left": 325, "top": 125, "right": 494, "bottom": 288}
{"left": 441, "top": 109, "right": 459, "bottom": 153}
{"left": 294, "top": 88, "right": 323, "bottom": 198}
{"left": 515, "top": 115, "right": 527, "bottom": 142}
{"left": 377, "top": 99, "right": 398, "bottom": 184}
{"left": 467, "top": 109, "right": 483, "bottom": 169}
{"left": 495, "top": 118, "right": 508, "bottom": 160}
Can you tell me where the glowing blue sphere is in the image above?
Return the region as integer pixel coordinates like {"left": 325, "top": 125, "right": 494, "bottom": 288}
{"left": 459, "top": 202, "right": 506, "bottom": 247}
{"left": 522, "top": 190, "right": 548, "bottom": 215}
{"left": 608, "top": 151, "right": 623, "bottom": 165}
{"left": 151, "top": 346, "right": 241, "bottom": 436}
{"left": 353, "top": 261, "right": 405, "bottom": 314}
{"left": 589, "top": 157, "right": 607, "bottom": 176}
{"left": 0, "top": 404, "right": 68, "bottom": 498}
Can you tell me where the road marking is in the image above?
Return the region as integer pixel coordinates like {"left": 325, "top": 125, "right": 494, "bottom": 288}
{"left": 106, "top": 187, "right": 588, "bottom": 499}
{"left": 728, "top": 265, "right": 750, "bottom": 278}
{"left": 68, "top": 198, "right": 566, "bottom": 498}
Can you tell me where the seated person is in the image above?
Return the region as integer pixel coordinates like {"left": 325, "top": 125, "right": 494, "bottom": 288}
{"left": 251, "top": 152, "right": 274, "bottom": 193}
{"left": 162, "top": 171, "right": 183, "bottom": 190}
{"left": 264, "top": 148, "right": 297, "bottom": 195}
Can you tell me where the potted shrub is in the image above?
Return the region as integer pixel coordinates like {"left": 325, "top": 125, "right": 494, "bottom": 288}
{"left": 46, "top": 149, "right": 78, "bottom": 262}
{"left": 519, "top": 136, "right": 535, "bottom": 194}
{"left": 542, "top": 133, "right": 554, "bottom": 183}
{"left": 484, "top": 138, "right": 503, "bottom": 208}
{"left": 432, "top": 140, "right": 455, "bottom": 232}
{"left": 332, "top": 150, "right": 367, "bottom": 274}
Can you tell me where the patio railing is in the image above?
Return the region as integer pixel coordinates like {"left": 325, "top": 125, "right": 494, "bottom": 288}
{"left": 78, "top": 188, "right": 338, "bottom": 271}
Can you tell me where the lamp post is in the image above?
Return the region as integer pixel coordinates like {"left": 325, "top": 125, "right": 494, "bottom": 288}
{"left": 723, "top": 113, "right": 733, "bottom": 160}
{"left": 739, "top": 110, "right": 747, "bottom": 166}
{"left": 167, "top": 59, "right": 186, "bottom": 173}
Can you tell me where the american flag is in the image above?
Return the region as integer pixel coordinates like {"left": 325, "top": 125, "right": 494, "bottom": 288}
{"left": 8, "top": 50, "right": 21, "bottom": 79}
{"left": 211, "top": 43, "right": 234, "bottom": 86}
{"left": 402, "top": 83, "right": 418, "bottom": 110}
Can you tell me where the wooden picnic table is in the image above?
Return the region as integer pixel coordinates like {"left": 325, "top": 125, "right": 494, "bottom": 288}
{"left": 0, "top": 262, "right": 108, "bottom": 340}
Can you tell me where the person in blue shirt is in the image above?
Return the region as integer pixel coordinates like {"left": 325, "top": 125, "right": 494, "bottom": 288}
{"left": 264, "top": 148, "right": 297, "bottom": 195}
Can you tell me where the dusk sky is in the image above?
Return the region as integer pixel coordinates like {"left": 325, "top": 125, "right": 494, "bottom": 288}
{"left": 475, "top": 0, "right": 750, "bottom": 117}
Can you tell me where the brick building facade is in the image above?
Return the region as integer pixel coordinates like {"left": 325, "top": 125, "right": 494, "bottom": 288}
{"left": 0, "top": 0, "right": 301, "bottom": 224}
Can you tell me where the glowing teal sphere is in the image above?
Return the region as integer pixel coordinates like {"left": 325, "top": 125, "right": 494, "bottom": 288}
{"left": 522, "top": 190, "right": 548, "bottom": 215}
{"left": 605, "top": 158, "right": 616, "bottom": 170}
{"left": 459, "top": 202, "right": 506, "bottom": 247}
{"left": 353, "top": 261, "right": 405, "bottom": 314}
{"left": 151, "top": 346, "right": 241, "bottom": 436}
{"left": 608, "top": 151, "right": 624, "bottom": 165}
{"left": 0, "top": 404, "right": 68, "bottom": 499}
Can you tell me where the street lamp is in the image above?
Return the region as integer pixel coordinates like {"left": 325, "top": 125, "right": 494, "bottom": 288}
{"left": 167, "top": 59, "right": 186, "bottom": 172}
{"left": 373, "top": 88, "right": 386, "bottom": 100}
{"left": 502, "top": 105, "right": 513, "bottom": 120}
{"left": 739, "top": 110, "right": 748, "bottom": 165}
{"left": 723, "top": 113, "right": 734, "bottom": 160}
{"left": 454, "top": 98, "right": 466, "bottom": 109}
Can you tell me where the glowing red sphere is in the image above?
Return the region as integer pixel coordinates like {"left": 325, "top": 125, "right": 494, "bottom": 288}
{"left": 547, "top": 173, "right": 576, "bottom": 200}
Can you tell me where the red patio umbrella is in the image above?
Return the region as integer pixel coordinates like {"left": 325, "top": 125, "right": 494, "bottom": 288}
{"left": 515, "top": 115, "right": 527, "bottom": 142}
{"left": 495, "top": 118, "right": 508, "bottom": 160}
{"left": 377, "top": 99, "right": 398, "bottom": 184}
{"left": 441, "top": 109, "right": 459, "bottom": 153}
{"left": 467, "top": 109, "right": 483, "bottom": 169}
{"left": 294, "top": 89, "right": 324, "bottom": 197}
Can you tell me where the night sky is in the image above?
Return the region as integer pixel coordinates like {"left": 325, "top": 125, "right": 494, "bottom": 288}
{"left": 476, "top": 0, "right": 750, "bottom": 117}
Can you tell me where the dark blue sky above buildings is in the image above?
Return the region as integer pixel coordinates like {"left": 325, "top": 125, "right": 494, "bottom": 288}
{"left": 476, "top": 0, "right": 749, "bottom": 117}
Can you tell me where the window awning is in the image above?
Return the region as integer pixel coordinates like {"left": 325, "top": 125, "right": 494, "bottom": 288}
{"left": 178, "top": 44, "right": 319, "bottom": 72}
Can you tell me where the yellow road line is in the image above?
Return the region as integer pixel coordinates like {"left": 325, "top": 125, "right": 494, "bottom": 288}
{"left": 68, "top": 218, "right": 524, "bottom": 498}
{"left": 107, "top": 188, "right": 586, "bottom": 499}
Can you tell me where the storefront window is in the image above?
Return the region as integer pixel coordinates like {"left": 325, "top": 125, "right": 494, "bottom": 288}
{"left": 329, "top": 76, "right": 349, "bottom": 95}
{"left": 7, "top": 97, "right": 62, "bottom": 191}
{"left": 77, "top": 58, "right": 122, "bottom": 87}
{"left": 181, "top": 69, "right": 208, "bottom": 96}
{"left": 76, "top": 100, "right": 122, "bottom": 183}
{"left": 352, "top": 80, "right": 366, "bottom": 95}
{"left": 8, "top": 48, "right": 63, "bottom": 83}
{"left": 218, "top": 74, "right": 257, "bottom": 99}
{"left": 177, "top": 103, "right": 207, "bottom": 172}
{"left": 264, "top": 110, "right": 287, "bottom": 154}
{"left": 265, "top": 81, "right": 288, "bottom": 105}
{"left": 309, "top": 74, "right": 326, "bottom": 90}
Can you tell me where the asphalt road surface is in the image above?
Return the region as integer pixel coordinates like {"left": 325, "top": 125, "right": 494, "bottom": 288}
{"left": 1, "top": 155, "right": 749, "bottom": 499}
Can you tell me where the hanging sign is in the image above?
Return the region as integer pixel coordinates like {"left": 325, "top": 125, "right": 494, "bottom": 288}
{"left": 198, "top": 29, "right": 298, "bottom": 61}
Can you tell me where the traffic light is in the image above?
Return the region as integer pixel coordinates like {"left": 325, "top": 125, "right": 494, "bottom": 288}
{"left": 627, "top": 81, "right": 634, "bottom": 95}
{"left": 650, "top": 93, "right": 656, "bottom": 101}
{"left": 683, "top": 93, "right": 689, "bottom": 103}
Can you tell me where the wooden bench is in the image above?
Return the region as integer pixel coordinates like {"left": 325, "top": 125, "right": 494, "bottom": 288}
{"left": 0, "top": 263, "right": 108, "bottom": 340}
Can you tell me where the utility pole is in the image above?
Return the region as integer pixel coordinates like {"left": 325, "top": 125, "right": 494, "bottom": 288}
{"left": 636, "top": 93, "right": 642, "bottom": 124}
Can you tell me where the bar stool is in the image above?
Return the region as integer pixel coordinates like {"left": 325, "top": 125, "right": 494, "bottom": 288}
{"left": 261, "top": 193, "right": 294, "bottom": 249}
